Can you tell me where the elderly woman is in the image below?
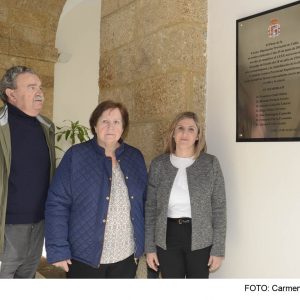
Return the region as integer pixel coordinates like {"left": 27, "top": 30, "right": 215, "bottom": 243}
{"left": 45, "top": 100, "right": 147, "bottom": 278}
{"left": 145, "top": 112, "right": 226, "bottom": 278}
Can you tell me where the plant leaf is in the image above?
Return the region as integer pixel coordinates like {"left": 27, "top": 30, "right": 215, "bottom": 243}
{"left": 65, "top": 130, "right": 71, "bottom": 141}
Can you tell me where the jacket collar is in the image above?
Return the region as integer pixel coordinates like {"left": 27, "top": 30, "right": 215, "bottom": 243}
{"left": 91, "top": 137, "right": 125, "bottom": 158}
{"left": 37, "top": 115, "right": 52, "bottom": 128}
{"left": 0, "top": 105, "right": 8, "bottom": 126}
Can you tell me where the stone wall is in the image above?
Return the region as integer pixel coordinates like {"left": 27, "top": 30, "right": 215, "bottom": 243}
{"left": 100, "top": 0, "right": 207, "bottom": 165}
{"left": 0, "top": 0, "right": 66, "bottom": 119}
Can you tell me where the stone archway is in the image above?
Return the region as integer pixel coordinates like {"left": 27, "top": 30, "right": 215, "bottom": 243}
{"left": 0, "top": 0, "right": 67, "bottom": 119}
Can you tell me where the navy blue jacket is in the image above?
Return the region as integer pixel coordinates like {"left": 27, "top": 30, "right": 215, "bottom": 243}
{"left": 45, "top": 138, "right": 147, "bottom": 267}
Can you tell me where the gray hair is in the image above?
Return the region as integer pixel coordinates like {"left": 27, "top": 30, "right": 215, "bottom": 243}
{"left": 0, "top": 66, "right": 36, "bottom": 103}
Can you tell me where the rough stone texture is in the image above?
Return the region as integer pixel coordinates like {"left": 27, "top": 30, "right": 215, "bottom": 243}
{"left": 101, "top": 0, "right": 135, "bottom": 17}
{"left": 101, "top": 2, "right": 136, "bottom": 52}
{"left": 100, "top": 0, "right": 207, "bottom": 162}
{"left": 0, "top": 7, "right": 9, "bottom": 22}
{"left": 100, "top": 24, "right": 205, "bottom": 90}
{"left": 100, "top": 84, "right": 135, "bottom": 115}
{"left": 0, "top": 37, "right": 9, "bottom": 55}
{"left": 0, "top": 0, "right": 67, "bottom": 119}
{"left": 0, "top": 53, "right": 26, "bottom": 70}
{"left": 192, "top": 73, "right": 207, "bottom": 131}
{"left": 9, "top": 40, "right": 58, "bottom": 62}
{"left": 101, "top": 0, "right": 119, "bottom": 17}
{"left": 100, "top": 44, "right": 136, "bottom": 88}
{"left": 126, "top": 120, "right": 168, "bottom": 165}
{"left": 134, "top": 24, "right": 205, "bottom": 77}
{"left": 118, "top": 0, "right": 135, "bottom": 9}
{"left": 136, "top": 0, "right": 207, "bottom": 38}
{"left": 12, "top": 25, "right": 56, "bottom": 46}
{"left": 0, "top": 22, "right": 10, "bottom": 38}
{"left": 133, "top": 73, "right": 188, "bottom": 122}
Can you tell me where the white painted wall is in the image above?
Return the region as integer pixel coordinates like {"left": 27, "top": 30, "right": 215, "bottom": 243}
{"left": 207, "top": 0, "right": 300, "bottom": 278}
{"left": 53, "top": 0, "right": 101, "bottom": 128}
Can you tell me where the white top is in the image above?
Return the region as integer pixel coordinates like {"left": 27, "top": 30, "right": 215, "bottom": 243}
{"left": 168, "top": 154, "right": 195, "bottom": 218}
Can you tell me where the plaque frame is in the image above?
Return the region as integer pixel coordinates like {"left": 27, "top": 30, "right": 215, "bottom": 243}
{"left": 236, "top": 1, "right": 300, "bottom": 142}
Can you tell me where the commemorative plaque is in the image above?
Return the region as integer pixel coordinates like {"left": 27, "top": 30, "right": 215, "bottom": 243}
{"left": 237, "top": 1, "right": 300, "bottom": 141}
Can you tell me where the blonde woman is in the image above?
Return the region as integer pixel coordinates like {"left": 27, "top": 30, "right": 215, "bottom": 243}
{"left": 145, "top": 112, "right": 226, "bottom": 278}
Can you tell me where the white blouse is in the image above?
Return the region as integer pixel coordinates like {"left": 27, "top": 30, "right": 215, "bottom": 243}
{"left": 168, "top": 154, "right": 195, "bottom": 218}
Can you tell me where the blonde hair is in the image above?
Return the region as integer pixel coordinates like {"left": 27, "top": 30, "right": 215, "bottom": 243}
{"left": 164, "top": 112, "right": 206, "bottom": 158}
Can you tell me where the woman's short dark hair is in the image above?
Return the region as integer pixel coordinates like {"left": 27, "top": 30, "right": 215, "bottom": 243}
{"left": 89, "top": 100, "right": 129, "bottom": 137}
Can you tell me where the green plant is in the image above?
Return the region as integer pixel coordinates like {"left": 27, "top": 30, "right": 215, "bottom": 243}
{"left": 55, "top": 120, "right": 91, "bottom": 153}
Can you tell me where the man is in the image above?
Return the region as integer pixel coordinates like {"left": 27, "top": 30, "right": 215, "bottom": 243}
{"left": 0, "top": 66, "right": 55, "bottom": 278}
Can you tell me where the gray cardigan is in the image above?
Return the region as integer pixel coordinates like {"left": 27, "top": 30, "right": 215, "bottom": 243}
{"left": 145, "top": 152, "right": 226, "bottom": 256}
